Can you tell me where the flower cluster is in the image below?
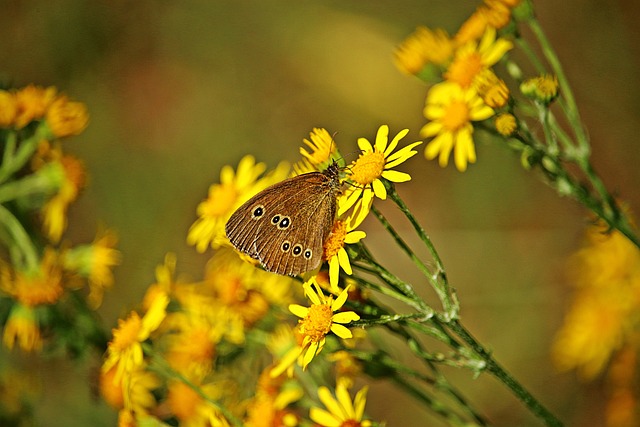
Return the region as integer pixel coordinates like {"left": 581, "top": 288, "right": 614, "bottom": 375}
{"left": 157, "top": 124, "right": 420, "bottom": 425}
{"left": 394, "top": 0, "right": 566, "bottom": 172}
{"left": 0, "top": 85, "right": 119, "bottom": 356}
{"left": 552, "top": 216, "right": 640, "bottom": 426}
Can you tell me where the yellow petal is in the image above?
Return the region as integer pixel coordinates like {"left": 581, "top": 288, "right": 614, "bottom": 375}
{"left": 381, "top": 170, "right": 411, "bottom": 183}
{"left": 374, "top": 124, "right": 390, "bottom": 153}
{"left": 344, "top": 230, "right": 366, "bottom": 244}
{"left": 357, "top": 137, "right": 373, "bottom": 153}
{"left": 330, "top": 323, "right": 353, "bottom": 339}
{"left": 337, "top": 248, "right": 352, "bottom": 275}
{"left": 318, "top": 386, "right": 345, "bottom": 420}
{"left": 384, "top": 128, "right": 409, "bottom": 157}
{"left": 420, "top": 121, "right": 442, "bottom": 138}
{"left": 329, "top": 257, "right": 340, "bottom": 289}
{"left": 289, "top": 304, "right": 309, "bottom": 318}
{"left": 336, "top": 384, "right": 356, "bottom": 418}
{"left": 354, "top": 386, "right": 369, "bottom": 420}
{"left": 332, "top": 311, "right": 360, "bottom": 324}
{"left": 339, "top": 187, "right": 362, "bottom": 216}
{"left": 372, "top": 178, "right": 387, "bottom": 199}
{"left": 309, "top": 408, "right": 342, "bottom": 427}
{"left": 332, "top": 285, "right": 351, "bottom": 311}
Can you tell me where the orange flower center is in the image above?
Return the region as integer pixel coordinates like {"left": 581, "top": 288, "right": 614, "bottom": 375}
{"left": 301, "top": 304, "right": 333, "bottom": 342}
{"left": 341, "top": 420, "right": 362, "bottom": 427}
{"left": 349, "top": 151, "right": 385, "bottom": 185}
{"left": 323, "top": 221, "right": 347, "bottom": 260}
{"left": 442, "top": 100, "right": 470, "bottom": 131}
{"left": 110, "top": 313, "right": 142, "bottom": 351}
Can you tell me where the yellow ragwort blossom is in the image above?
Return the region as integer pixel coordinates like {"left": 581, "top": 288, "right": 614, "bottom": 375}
{"left": 187, "top": 155, "right": 289, "bottom": 252}
{"left": 0, "top": 248, "right": 63, "bottom": 308}
{"left": 552, "top": 221, "right": 640, "bottom": 379}
{"left": 394, "top": 26, "right": 454, "bottom": 75}
{"left": 474, "top": 69, "right": 510, "bottom": 108}
{"left": 446, "top": 27, "right": 513, "bottom": 89}
{"left": 244, "top": 367, "right": 302, "bottom": 427}
{"left": 340, "top": 125, "right": 421, "bottom": 225}
{"left": 102, "top": 290, "right": 169, "bottom": 382}
{"left": 298, "top": 127, "right": 339, "bottom": 172}
{"left": 62, "top": 229, "right": 121, "bottom": 309}
{"left": 455, "top": 0, "right": 516, "bottom": 45}
{"left": 520, "top": 74, "right": 559, "bottom": 104}
{"left": 41, "top": 152, "right": 87, "bottom": 243}
{"left": 0, "top": 90, "right": 17, "bottom": 127}
{"left": 495, "top": 112, "right": 517, "bottom": 136}
{"left": 322, "top": 217, "right": 366, "bottom": 291}
{"left": 288, "top": 279, "right": 360, "bottom": 369}
{"left": 2, "top": 304, "right": 42, "bottom": 351}
{"left": 45, "top": 95, "right": 89, "bottom": 138}
{"left": 310, "top": 382, "right": 372, "bottom": 427}
{"left": 100, "top": 364, "right": 162, "bottom": 416}
{"left": 13, "top": 85, "right": 57, "bottom": 129}
{"left": 167, "top": 380, "right": 230, "bottom": 427}
{"left": 421, "top": 82, "right": 494, "bottom": 171}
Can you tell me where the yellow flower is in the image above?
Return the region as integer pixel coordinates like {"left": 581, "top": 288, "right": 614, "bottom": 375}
{"left": 394, "top": 26, "right": 454, "bottom": 75}
{"left": 41, "top": 152, "right": 87, "bottom": 243}
{"left": 62, "top": 229, "right": 121, "bottom": 309}
{"left": 340, "top": 125, "right": 421, "bottom": 224}
{"left": 322, "top": 218, "right": 366, "bottom": 290}
{"left": 495, "top": 112, "right": 517, "bottom": 136}
{"left": 165, "top": 318, "right": 217, "bottom": 378}
{"left": 420, "top": 82, "right": 494, "bottom": 171}
{"left": 552, "top": 220, "right": 640, "bottom": 379}
{"left": 288, "top": 279, "right": 360, "bottom": 369}
{"left": 102, "top": 291, "right": 169, "bottom": 382}
{"left": 455, "top": 1, "right": 513, "bottom": 45}
{"left": 520, "top": 74, "right": 559, "bottom": 104}
{"left": 244, "top": 371, "right": 302, "bottom": 427}
{"left": 474, "top": 69, "right": 510, "bottom": 108}
{"left": 0, "top": 90, "right": 17, "bottom": 127}
{"left": 309, "top": 383, "right": 372, "bottom": 427}
{"left": 446, "top": 27, "right": 513, "bottom": 89}
{"left": 13, "top": 85, "right": 57, "bottom": 129}
{"left": 552, "top": 287, "right": 628, "bottom": 379}
{"left": 0, "top": 248, "right": 63, "bottom": 308}
{"left": 298, "top": 127, "right": 339, "bottom": 171}
{"left": 187, "top": 156, "right": 289, "bottom": 252}
{"left": 100, "top": 365, "right": 161, "bottom": 415}
{"left": 204, "top": 247, "right": 295, "bottom": 325}
{"left": 45, "top": 94, "right": 89, "bottom": 138}
{"left": 167, "top": 380, "right": 230, "bottom": 427}
{"left": 2, "top": 304, "right": 42, "bottom": 351}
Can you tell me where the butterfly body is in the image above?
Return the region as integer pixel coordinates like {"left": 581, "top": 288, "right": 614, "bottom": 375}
{"left": 225, "top": 163, "right": 341, "bottom": 276}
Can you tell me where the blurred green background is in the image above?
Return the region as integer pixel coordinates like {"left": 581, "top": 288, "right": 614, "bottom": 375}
{"left": 2, "top": 0, "right": 639, "bottom": 425}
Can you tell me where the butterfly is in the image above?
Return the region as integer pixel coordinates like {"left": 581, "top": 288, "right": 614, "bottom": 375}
{"left": 225, "top": 162, "right": 342, "bottom": 276}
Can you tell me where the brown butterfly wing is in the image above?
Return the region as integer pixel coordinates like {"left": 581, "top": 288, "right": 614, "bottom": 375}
{"left": 225, "top": 172, "right": 338, "bottom": 276}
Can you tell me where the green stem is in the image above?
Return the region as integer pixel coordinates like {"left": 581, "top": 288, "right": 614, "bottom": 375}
{"left": 448, "top": 320, "right": 563, "bottom": 427}
{"left": 392, "top": 374, "right": 485, "bottom": 427}
{"left": 0, "top": 204, "right": 39, "bottom": 272}
{"left": 0, "top": 162, "right": 62, "bottom": 204}
{"left": 349, "top": 271, "right": 429, "bottom": 309}
{"left": 0, "top": 123, "right": 49, "bottom": 184}
{"left": 527, "top": 19, "right": 589, "bottom": 155}
{"left": 384, "top": 182, "right": 459, "bottom": 320}
{"left": 354, "top": 241, "right": 434, "bottom": 315}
